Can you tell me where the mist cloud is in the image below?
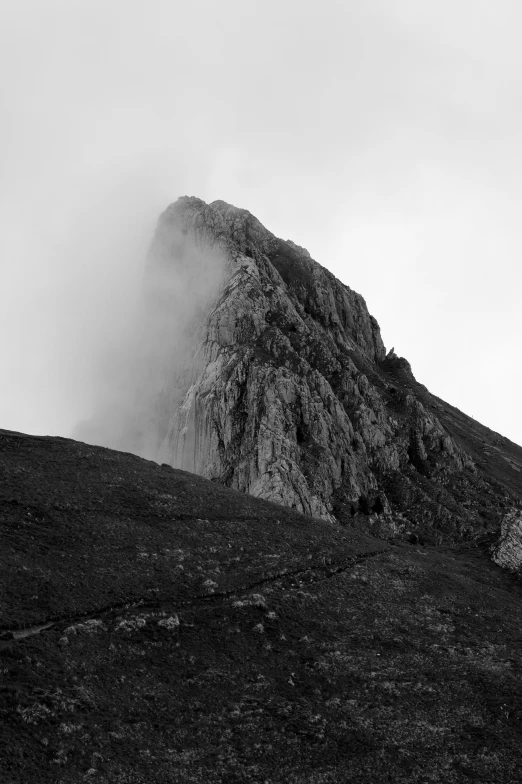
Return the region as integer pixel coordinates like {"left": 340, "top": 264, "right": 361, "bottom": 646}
{"left": 74, "top": 211, "right": 228, "bottom": 461}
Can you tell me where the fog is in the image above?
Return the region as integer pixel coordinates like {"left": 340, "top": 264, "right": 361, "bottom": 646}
{"left": 1, "top": 0, "right": 521, "bottom": 445}
{"left": 74, "top": 207, "right": 228, "bottom": 460}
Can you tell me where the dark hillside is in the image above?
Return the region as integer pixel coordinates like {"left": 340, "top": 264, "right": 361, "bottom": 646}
{"left": 2, "top": 430, "right": 522, "bottom": 782}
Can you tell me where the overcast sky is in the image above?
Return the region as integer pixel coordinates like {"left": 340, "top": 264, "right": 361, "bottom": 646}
{"left": 0, "top": 0, "right": 521, "bottom": 445}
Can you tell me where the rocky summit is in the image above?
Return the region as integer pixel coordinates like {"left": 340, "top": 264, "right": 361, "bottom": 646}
{"left": 79, "top": 196, "right": 522, "bottom": 553}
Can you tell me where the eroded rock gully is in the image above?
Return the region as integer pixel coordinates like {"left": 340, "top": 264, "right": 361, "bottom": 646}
{"left": 79, "top": 197, "right": 522, "bottom": 550}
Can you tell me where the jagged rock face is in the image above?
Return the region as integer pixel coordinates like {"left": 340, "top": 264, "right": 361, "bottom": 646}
{"left": 154, "top": 198, "right": 391, "bottom": 522}
{"left": 80, "top": 196, "right": 522, "bottom": 546}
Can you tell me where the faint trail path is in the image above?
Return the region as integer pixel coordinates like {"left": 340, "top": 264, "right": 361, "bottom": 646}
{"left": 1, "top": 547, "right": 390, "bottom": 644}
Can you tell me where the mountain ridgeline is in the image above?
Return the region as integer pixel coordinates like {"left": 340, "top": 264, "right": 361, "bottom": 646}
{"left": 78, "top": 197, "right": 522, "bottom": 553}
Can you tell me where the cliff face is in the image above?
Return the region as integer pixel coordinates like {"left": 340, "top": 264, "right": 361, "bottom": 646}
{"left": 78, "top": 197, "right": 522, "bottom": 547}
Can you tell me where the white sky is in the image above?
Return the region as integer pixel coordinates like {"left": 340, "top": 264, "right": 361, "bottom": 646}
{"left": 0, "top": 0, "right": 520, "bottom": 444}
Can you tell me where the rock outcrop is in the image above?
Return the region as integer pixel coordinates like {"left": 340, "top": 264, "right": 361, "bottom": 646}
{"left": 492, "top": 508, "right": 522, "bottom": 571}
{"left": 78, "top": 197, "right": 522, "bottom": 548}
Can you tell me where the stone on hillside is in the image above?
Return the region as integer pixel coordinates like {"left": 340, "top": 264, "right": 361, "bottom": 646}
{"left": 492, "top": 509, "right": 522, "bottom": 571}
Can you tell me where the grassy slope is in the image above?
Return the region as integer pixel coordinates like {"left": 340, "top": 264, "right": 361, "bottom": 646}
{"left": 2, "top": 430, "right": 522, "bottom": 783}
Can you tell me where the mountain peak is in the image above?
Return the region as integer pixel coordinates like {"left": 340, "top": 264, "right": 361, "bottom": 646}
{"left": 77, "top": 197, "right": 522, "bottom": 552}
